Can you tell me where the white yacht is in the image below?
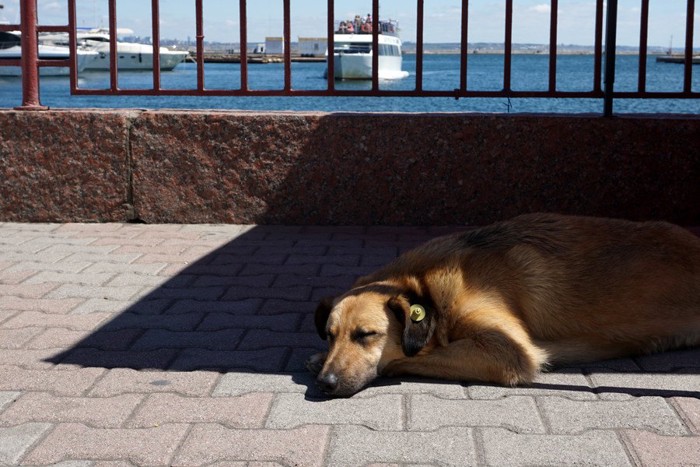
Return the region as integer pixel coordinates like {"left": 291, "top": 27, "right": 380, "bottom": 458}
{"left": 326, "top": 17, "right": 408, "bottom": 80}
{"left": 0, "top": 31, "right": 97, "bottom": 77}
{"left": 42, "top": 28, "right": 188, "bottom": 71}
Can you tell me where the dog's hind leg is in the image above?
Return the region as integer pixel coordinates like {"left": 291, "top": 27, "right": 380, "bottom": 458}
{"left": 381, "top": 328, "right": 548, "bottom": 386}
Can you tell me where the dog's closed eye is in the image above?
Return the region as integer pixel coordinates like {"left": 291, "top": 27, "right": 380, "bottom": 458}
{"left": 352, "top": 329, "right": 381, "bottom": 345}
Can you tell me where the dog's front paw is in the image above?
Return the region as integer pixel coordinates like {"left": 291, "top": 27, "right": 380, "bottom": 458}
{"left": 305, "top": 352, "right": 327, "bottom": 375}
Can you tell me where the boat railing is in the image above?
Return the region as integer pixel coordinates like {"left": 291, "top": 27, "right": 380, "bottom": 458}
{"left": 2, "top": 0, "right": 698, "bottom": 115}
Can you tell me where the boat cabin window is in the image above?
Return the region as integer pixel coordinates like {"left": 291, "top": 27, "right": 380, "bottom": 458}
{"left": 334, "top": 42, "right": 372, "bottom": 54}
{"left": 0, "top": 32, "right": 21, "bottom": 50}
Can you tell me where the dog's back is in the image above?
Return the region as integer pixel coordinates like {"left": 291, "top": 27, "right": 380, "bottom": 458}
{"left": 362, "top": 213, "right": 700, "bottom": 364}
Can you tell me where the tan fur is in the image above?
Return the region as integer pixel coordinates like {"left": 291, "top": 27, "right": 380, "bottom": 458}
{"left": 309, "top": 213, "right": 700, "bottom": 397}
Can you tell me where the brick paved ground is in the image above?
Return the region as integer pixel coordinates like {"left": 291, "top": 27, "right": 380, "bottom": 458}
{"left": 0, "top": 222, "right": 699, "bottom": 466}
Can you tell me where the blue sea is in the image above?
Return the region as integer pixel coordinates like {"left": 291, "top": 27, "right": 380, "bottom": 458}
{"left": 1, "top": 54, "right": 698, "bottom": 113}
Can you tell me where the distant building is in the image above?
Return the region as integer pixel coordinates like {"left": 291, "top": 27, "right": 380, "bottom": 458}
{"left": 264, "top": 37, "right": 283, "bottom": 55}
{"left": 299, "top": 37, "right": 327, "bottom": 57}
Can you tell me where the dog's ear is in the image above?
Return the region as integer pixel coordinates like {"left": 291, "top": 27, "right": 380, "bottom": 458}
{"left": 387, "top": 293, "right": 437, "bottom": 357}
{"left": 314, "top": 297, "right": 335, "bottom": 339}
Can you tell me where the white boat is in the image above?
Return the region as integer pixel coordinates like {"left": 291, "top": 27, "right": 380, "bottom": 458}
{"left": 326, "top": 17, "right": 408, "bottom": 80}
{"left": 41, "top": 28, "right": 188, "bottom": 71}
{"left": 0, "top": 31, "right": 97, "bottom": 77}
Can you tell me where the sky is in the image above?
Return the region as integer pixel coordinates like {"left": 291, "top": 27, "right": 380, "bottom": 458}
{"left": 1, "top": 0, "right": 698, "bottom": 48}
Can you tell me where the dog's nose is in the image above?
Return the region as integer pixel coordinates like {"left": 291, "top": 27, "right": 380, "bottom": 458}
{"left": 317, "top": 372, "right": 338, "bottom": 393}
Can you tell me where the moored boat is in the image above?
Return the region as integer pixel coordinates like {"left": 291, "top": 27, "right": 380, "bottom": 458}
{"left": 325, "top": 15, "right": 408, "bottom": 80}
{"left": 0, "top": 31, "right": 97, "bottom": 77}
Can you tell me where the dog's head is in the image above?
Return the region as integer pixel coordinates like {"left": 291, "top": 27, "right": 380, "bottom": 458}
{"left": 313, "top": 279, "right": 438, "bottom": 397}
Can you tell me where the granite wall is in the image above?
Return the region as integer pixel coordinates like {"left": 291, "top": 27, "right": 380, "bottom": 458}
{"left": 1, "top": 110, "right": 698, "bottom": 225}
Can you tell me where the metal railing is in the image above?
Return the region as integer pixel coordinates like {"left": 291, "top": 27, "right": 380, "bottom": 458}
{"left": 2, "top": 0, "right": 698, "bottom": 115}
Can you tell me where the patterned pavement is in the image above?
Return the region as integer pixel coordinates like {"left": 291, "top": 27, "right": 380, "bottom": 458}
{"left": 0, "top": 222, "right": 698, "bottom": 466}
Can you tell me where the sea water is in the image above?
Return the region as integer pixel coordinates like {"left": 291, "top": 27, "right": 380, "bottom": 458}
{"left": 0, "top": 54, "right": 698, "bottom": 113}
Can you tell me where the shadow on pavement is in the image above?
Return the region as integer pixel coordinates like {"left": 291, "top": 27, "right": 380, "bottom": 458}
{"left": 44, "top": 225, "right": 700, "bottom": 399}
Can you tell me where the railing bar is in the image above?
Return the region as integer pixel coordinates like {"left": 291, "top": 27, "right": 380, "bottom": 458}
{"left": 283, "top": 0, "right": 291, "bottom": 91}
{"left": 683, "top": 0, "right": 695, "bottom": 93}
{"left": 548, "top": 0, "right": 558, "bottom": 92}
{"left": 196, "top": 0, "right": 204, "bottom": 91}
{"left": 151, "top": 0, "right": 161, "bottom": 90}
{"left": 503, "top": 0, "right": 513, "bottom": 92}
{"left": 108, "top": 0, "right": 118, "bottom": 92}
{"left": 240, "top": 0, "right": 248, "bottom": 91}
{"left": 415, "top": 0, "right": 424, "bottom": 92}
{"left": 372, "top": 0, "right": 379, "bottom": 91}
{"left": 67, "top": 0, "right": 78, "bottom": 93}
{"left": 460, "top": 0, "right": 469, "bottom": 92}
{"left": 638, "top": 0, "right": 649, "bottom": 92}
{"left": 16, "top": 0, "right": 43, "bottom": 109}
{"left": 593, "top": 0, "right": 604, "bottom": 93}
{"left": 326, "top": 0, "right": 334, "bottom": 91}
{"left": 603, "top": 0, "right": 618, "bottom": 116}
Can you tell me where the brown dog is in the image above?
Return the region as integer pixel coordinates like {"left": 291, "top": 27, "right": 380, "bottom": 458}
{"left": 307, "top": 213, "right": 700, "bottom": 397}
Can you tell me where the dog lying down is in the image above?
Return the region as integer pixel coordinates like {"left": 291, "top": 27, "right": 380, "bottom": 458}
{"left": 307, "top": 213, "right": 700, "bottom": 397}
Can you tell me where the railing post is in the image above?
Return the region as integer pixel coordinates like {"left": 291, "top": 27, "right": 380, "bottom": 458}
{"left": 16, "top": 0, "right": 47, "bottom": 110}
{"left": 603, "top": 0, "right": 618, "bottom": 117}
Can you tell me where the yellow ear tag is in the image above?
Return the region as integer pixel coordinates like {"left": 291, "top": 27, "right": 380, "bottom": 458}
{"left": 409, "top": 304, "right": 426, "bottom": 322}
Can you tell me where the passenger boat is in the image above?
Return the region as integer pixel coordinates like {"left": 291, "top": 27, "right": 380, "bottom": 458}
{"left": 325, "top": 16, "right": 408, "bottom": 80}
{"left": 41, "top": 28, "right": 188, "bottom": 71}
{"left": 0, "top": 31, "right": 97, "bottom": 77}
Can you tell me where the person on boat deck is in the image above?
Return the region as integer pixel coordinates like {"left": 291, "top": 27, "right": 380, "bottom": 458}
{"left": 346, "top": 21, "right": 354, "bottom": 33}
{"left": 338, "top": 21, "right": 347, "bottom": 33}
{"left": 354, "top": 15, "right": 362, "bottom": 33}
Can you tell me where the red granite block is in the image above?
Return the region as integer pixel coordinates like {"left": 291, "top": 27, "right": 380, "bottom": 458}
{"left": 0, "top": 110, "right": 132, "bottom": 222}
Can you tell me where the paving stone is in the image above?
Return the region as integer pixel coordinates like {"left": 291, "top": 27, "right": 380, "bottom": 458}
{"left": 674, "top": 397, "right": 700, "bottom": 434}
{"left": 213, "top": 372, "right": 312, "bottom": 396}
{"left": 540, "top": 396, "right": 689, "bottom": 435}
{"left": 589, "top": 372, "right": 700, "bottom": 400}
{"left": 410, "top": 395, "right": 546, "bottom": 433}
{"left": 328, "top": 425, "right": 476, "bottom": 466}
{"left": 1, "top": 311, "right": 111, "bottom": 331}
{"left": 197, "top": 312, "right": 300, "bottom": 332}
{"left": 480, "top": 428, "right": 632, "bottom": 466}
{"left": 0, "top": 391, "right": 20, "bottom": 411}
{"left": 28, "top": 328, "right": 140, "bottom": 351}
{"left": 127, "top": 393, "right": 273, "bottom": 428}
{"left": 0, "top": 348, "right": 70, "bottom": 369}
{"left": 0, "top": 328, "right": 44, "bottom": 349}
{"left": 266, "top": 393, "right": 404, "bottom": 430}
{"left": 221, "top": 286, "right": 312, "bottom": 301}
{"left": 46, "top": 285, "right": 145, "bottom": 301}
{"left": 23, "top": 423, "right": 189, "bottom": 465}
{"left": 98, "top": 312, "right": 204, "bottom": 331}
{"left": 70, "top": 298, "right": 170, "bottom": 315}
{"left": 58, "top": 348, "right": 179, "bottom": 370}
{"left": 0, "top": 393, "right": 143, "bottom": 428}
{"left": 166, "top": 298, "right": 262, "bottom": 315}
{"left": 237, "top": 330, "right": 322, "bottom": 351}
{"left": 0, "top": 366, "right": 104, "bottom": 396}
{"left": 173, "top": 424, "right": 329, "bottom": 466}
{"left": 0, "top": 282, "right": 59, "bottom": 298}
{"left": 624, "top": 431, "right": 700, "bottom": 466}
{"left": 170, "top": 348, "right": 288, "bottom": 372}
{"left": 467, "top": 370, "right": 598, "bottom": 400}
{"left": 0, "top": 423, "right": 53, "bottom": 465}
{"left": 82, "top": 262, "right": 166, "bottom": 275}
{"left": 89, "top": 369, "right": 219, "bottom": 397}
{"left": 0, "top": 296, "right": 84, "bottom": 314}
{"left": 24, "top": 271, "right": 116, "bottom": 286}
{"left": 131, "top": 329, "right": 246, "bottom": 351}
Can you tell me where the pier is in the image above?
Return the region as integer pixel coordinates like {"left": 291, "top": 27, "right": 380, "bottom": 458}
{"left": 191, "top": 52, "right": 326, "bottom": 64}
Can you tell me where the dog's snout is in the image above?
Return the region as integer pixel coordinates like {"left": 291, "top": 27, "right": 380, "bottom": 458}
{"left": 317, "top": 372, "right": 339, "bottom": 393}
